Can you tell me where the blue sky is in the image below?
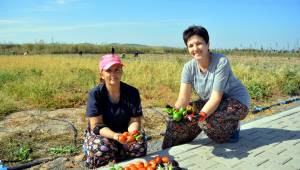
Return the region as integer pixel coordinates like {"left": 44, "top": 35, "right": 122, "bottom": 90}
{"left": 0, "top": 0, "right": 299, "bottom": 50}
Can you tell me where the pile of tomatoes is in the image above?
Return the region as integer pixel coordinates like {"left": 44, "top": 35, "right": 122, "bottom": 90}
{"left": 118, "top": 129, "right": 143, "bottom": 144}
{"left": 109, "top": 155, "right": 179, "bottom": 170}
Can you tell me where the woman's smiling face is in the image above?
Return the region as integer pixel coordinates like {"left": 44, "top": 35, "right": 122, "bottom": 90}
{"left": 187, "top": 35, "right": 210, "bottom": 60}
{"left": 101, "top": 64, "right": 123, "bottom": 85}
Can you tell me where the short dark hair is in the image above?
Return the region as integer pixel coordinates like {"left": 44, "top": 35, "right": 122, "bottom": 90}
{"left": 183, "top": 25, "right": 209, "bottom": 46}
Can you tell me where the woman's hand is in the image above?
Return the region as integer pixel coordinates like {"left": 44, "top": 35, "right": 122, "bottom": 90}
{"left": 114, "top": 133, "right": 128, "bottom": 144}
{"left": 113, "top": 133, "right": 120, "bottom": 141}
{"left": 201, "top": 90, "right": 223, "bottom": 117}
{"left": 175, "top": 83, "right": 192, "bottom": 109}
{"left": 128, "top": 117, "right": 141, "bottom": 133}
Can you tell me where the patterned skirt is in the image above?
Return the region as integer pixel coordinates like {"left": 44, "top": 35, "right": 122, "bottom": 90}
{"left": 162, "top": 98, "right": 249, "bottom": 149}
{"left": 83, "top": 128, "right": 147, "bottom": 168}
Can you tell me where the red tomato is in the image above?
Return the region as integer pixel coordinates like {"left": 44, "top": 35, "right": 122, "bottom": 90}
{"left": 126, "top": 163, "right": 135, "bottom": 167}
{"left": 162, "top": 156, "right": 170, "bottom": 163}
{"left": 148, "top": 160, "right": 156, "bottom": 168}
{"left": 123, "top": 132, "right": 129, "bottom": 137}
{"left": 129, "top": 165, "right": 138, "bottom": 170}
{"left": 135, "top": 161, "right": 144, "bottom": 168}
{"left": 118, "top": 135, "right": 127, "bottom": 143}
{"left": 127, "top": 135, "right": 135, "bottom": 142}
{"left": 154, "top": 156, "right": 162, "bottom": 164}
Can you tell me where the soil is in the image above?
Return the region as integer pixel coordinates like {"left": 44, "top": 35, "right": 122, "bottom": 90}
{"left": 0, "top": 107, "right": 169, "bottom": 169}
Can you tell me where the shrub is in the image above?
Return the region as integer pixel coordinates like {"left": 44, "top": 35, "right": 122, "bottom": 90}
{"left": 245, "top": 81, "right": 271, "bottom": 100}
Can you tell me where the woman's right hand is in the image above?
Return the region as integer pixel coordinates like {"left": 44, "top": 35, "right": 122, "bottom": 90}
{"left": 175, "top": 83, "right": 192, "bottom": 109}
{"left": 175, "top": 99, "right": 188, "bottom": 110}
{"left": 113, "top": 133, "right": 122, "bottom": 142}
{"left": 115, "top": 133, "right": 129, "bottom": 144}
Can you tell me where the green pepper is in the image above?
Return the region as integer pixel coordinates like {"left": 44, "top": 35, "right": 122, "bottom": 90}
{"left": 167, "top": 108, "right": 173, "bottom": 115}
{"left": 134, "top": 134, "right": 142, "bottom": 140}
{"left": 116, "top": 166, "right": 124, "bottom": 170}
{"left": 173, "top": 111, "right": 183, "bottom": 122}
{"left": 179, "top": 107, "right": 185, "bottom": 113}
{"left": 178, "top": 107, "right": 186, "bottom": 115}
{"left": 164, "top": 108, "right": 174, "bottom": 115}
{"left": 167, "top": 164, "right": 174, "bottom": 170}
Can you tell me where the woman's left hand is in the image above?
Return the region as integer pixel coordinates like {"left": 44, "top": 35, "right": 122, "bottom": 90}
{"left": 113, "top": 133, "right": 123, "bottom": 142}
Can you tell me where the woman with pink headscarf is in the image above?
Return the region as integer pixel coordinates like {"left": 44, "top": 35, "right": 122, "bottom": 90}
{"left": 83, "top": 54, "right": 147, "bottom": 168}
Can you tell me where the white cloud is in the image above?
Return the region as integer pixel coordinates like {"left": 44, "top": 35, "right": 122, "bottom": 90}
{"left": 0, "top": 21, "right": 173, "bottom": 33}
{"left": 55, "top": 0, "right": 83, "bottom": 5}
{"left": 56, "top": 0, "right": 65, "bottom": 4}
{"left": 0, "top": 19, "right": 25, "bottom": 24}
{"left": 20, "top": 0, "right": 83, "bottom": 12}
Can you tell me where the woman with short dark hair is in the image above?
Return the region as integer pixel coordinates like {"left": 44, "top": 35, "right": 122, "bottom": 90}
{"left": 162, "top": 25, "right": 250, "bottom": 148}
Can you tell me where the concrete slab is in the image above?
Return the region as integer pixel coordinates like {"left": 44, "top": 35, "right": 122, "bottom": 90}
{"left": 101, "top": 106, "right": 300, "bottom": 170}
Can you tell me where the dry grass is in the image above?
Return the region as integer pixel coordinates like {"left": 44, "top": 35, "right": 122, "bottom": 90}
{"left": 1, "top": 54, "right": 299, "bottom": 118}
{"left": 0, "top": 53, "right": 299, "bottom": 162}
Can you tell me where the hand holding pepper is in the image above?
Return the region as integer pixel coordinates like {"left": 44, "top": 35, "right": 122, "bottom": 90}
{"left": 186, "top": 111, "right": 207, "bottom": 122}
{"left": 131, "top": 129, "right": 142, "bottom": 141}
{"left": 198, "top": 111, "right": 207, "bottom": 121}
{"left": 118, "top": 130, "right": 143, "bottom": 144}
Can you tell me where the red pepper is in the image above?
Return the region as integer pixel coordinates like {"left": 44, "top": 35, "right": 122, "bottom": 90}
{"left": 131, "top": 129, "right": 139, "bottom": 136}
{"left": 199, "top": 111, "right": 207, "bottom": 121}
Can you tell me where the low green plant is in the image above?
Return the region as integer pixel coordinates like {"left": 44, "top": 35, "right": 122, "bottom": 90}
{"left": 30, "top": 68, "right": 43, "bottom": 77}
{"left": 245, "top": 81, "right": 271, "bottom": 100}
{"left": 0, "top": 69, "right": 27, "bottom": 88}
{"left": 16, "top": 145, "right": 32, "bottom": 161}
{"left": 279, "top": 70, "right": 300, "bottom": 95}
{"left": 48, "top": 146, "right": 78, "bottom": 155}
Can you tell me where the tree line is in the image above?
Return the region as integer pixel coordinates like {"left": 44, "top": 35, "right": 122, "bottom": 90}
{"left": 0, "top": 43, "right": 299, "bottom": 57}
{"left": 0, "top": 43, "right": 185, "bottom": 55}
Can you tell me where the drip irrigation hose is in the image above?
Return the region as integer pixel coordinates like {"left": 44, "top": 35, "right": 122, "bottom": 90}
{"left": 252, "top": 97, "right": 300, "bottom": 114}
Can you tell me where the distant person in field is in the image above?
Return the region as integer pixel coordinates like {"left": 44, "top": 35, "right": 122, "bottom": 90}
{"left": 121, "top": 53, "right": 126, "bottom": 58}
{"left": 79, "top": 51, "right": 83, "bottom": 56}
{"left": 162, "top": 25, "right": 250, "bottom": 149}
{"left": 134, "top": 51, "right": 139, "bottom": 57}
{"left": 83, "top": 54, "right": 147, "bottom": 168}
{"left": 23, "top": 51, "right": 29, "bottom": 56}
{"left": 111, "top": 46, "right": 115, "bottom": 55}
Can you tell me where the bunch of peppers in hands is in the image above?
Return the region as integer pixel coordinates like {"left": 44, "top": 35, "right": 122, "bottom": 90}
{"left": 117, "top": 129, "right": 143, "bottom": 144}
{"left": 163, "top": 104, "right": 207, "bottom": 122}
